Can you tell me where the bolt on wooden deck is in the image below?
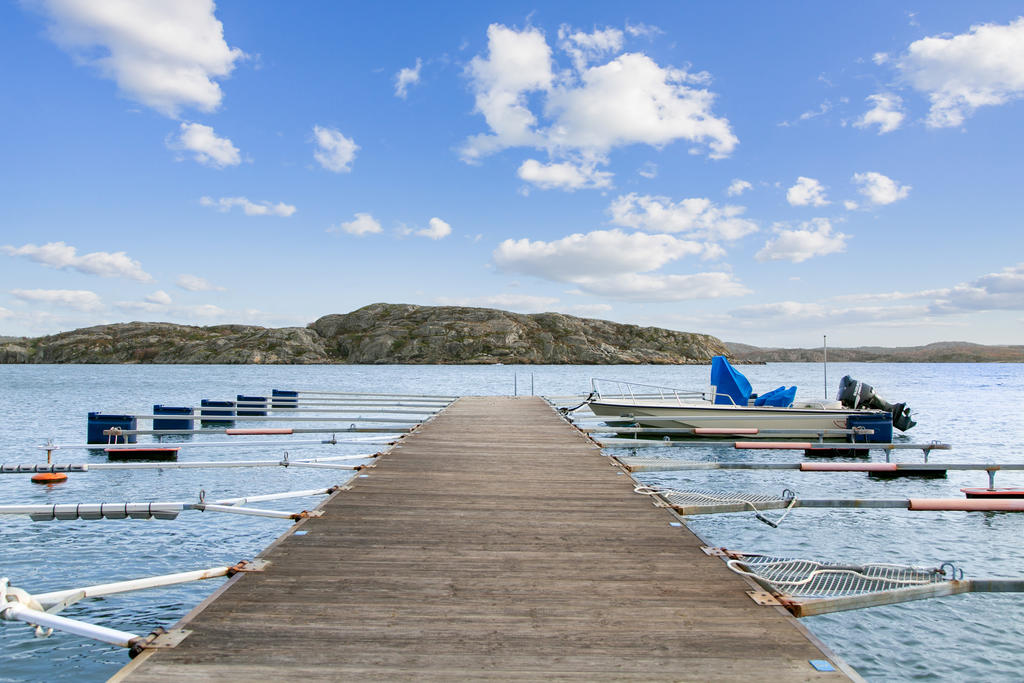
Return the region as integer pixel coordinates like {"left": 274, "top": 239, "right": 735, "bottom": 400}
{"left": 114, "top": 396, "right": 854, "bottom": 681}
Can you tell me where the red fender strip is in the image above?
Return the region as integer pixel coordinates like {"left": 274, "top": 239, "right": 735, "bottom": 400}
{"left": 909, "top": 498, "right": 1024, "bottom": 512}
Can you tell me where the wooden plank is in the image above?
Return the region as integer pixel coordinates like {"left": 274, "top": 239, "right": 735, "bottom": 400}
{"left": 115, "top": 397, "right": 854, "bottom": 681}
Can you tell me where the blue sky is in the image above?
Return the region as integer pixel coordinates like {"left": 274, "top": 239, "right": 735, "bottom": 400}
{"left": 1, "top": 1, "right": 1022, "bottom": 347}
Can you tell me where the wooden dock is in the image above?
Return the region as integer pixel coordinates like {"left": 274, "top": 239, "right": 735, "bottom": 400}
{"left": 114, "top": 397, "right": 855, "bottom": 681}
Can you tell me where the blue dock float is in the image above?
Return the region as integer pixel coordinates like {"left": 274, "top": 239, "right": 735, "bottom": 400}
{"left": 153, "top": 405, "right": 195, "bottom": 431}
{"left": 86, "top": 413, "right": 137, "bottom": 444}
{"left": 199, "top": 399, "right": 235, "bottom": 426}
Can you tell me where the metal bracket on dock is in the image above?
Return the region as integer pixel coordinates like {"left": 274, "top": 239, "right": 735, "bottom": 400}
{"left": 227, "top": 559, "right": 270, "bottom": 575}
{"left": 128, "top": 628, "right": 192, "bottom": 657}
{"left": 746, "top": 590, "right": 782, "bottom": 606}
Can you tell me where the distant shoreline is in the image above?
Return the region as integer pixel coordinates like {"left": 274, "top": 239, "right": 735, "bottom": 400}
{"left": 2, "top": 304, "right": 1022, "bottom": 364}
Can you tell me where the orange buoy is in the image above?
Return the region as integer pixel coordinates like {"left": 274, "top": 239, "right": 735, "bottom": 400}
{"left": 33, "top": 447, "right": 67, "bottom": 483}
{"left": 31, "top": 471, "right": 68, "bottom": 484}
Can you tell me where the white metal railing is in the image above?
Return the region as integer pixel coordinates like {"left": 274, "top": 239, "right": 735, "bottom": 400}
{"left": 590, "top": 378, "right": 725, "bottom": 405}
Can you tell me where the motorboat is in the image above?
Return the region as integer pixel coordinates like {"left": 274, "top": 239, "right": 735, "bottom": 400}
{"left": 584, "top": 356, "right": 915, "bottom": 442}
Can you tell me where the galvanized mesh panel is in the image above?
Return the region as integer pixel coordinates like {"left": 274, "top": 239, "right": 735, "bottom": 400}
{"left": 657, "top": 488, "right": 790, "bottom": 508}
{"left": 616, "top": 457, "right": 683, "bottom": 472}
{"left": 727, "top": 553, "right": 947, "bottom": 599}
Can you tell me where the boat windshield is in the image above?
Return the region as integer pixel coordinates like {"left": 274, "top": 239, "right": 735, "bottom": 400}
{"left": 590, "top": 378, "right": 722, "bottom": 405}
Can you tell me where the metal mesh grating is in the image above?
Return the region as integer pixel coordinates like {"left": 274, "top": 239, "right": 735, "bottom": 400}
{"left": 726, "top": 552, "right": 948, "bottom": 599}
{"left": 656, "top": 488, "right": 791, "bottom": 508}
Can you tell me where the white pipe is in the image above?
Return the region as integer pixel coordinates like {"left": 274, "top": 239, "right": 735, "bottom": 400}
{"left": 111, "top": 429, "right": 399, "bottom": 439}
{"left": 129, "top": 414, "right": 418, "bottom": 423}
{"left": 291, "top": 390, "right": 456, "bottom": 399}
{"left": 2, "top": 603, "right": 140, "bottom": 647}
{"left": 213, "top": 488, "right": 333, "bottom": 505}
{"left": 2, "top": 454, "right": 377, "bottom": 474}
{"left": 191, "top": 503, "right": 306, "bottom": 519}
{"left": 284, "top": 461, "right": 361, "bottom": 470}
{"left": 182, "top": 404, "right": 439, "bottom": 413}
{"left": 292, "top": 453, "right": 379, "bottom": 462}
{"left": 33, "top": 567, "right": 231, "bottom": 610}
{"left": 41, "top": 438, "right": 340, "bottom": 451}
{"left": 90, "top": 460, "right": 358, "bottom": 471}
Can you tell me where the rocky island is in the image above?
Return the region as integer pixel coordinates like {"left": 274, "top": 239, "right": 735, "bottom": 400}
{"left": 0, "top": 303, "right": 727, "bottom": 364}
{"left": 1, "top": 303, "right": 1020, "bottom": 364}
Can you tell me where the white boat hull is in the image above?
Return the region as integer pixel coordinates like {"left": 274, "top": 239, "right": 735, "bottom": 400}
{"left": 587, "top": 399, "right": 891, "bottom": 441}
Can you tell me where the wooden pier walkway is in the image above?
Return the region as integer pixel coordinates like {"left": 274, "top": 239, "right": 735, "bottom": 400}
{"left": 115, "top": 397, "right": 854, "bottom": 681}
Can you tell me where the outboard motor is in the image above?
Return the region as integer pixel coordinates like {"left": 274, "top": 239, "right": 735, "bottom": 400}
{"left": 837, "top": 375, "right": 916, "bottom": 432}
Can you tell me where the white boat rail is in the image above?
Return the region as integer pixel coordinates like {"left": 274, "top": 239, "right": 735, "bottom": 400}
{"left": 590, "top": 378, "right": 733, "bottom": 405}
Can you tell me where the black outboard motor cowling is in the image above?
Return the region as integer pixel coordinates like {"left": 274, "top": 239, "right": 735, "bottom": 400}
{"left": 837, "top": 375, "right": 916, "bottom": 431}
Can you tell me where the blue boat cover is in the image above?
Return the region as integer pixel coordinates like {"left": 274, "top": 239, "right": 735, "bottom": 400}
{"left": 754, "top": 385, "right": 797, "bottom": 407}
{"left": 710, "top": 356, "right": 752, "bottom": 406}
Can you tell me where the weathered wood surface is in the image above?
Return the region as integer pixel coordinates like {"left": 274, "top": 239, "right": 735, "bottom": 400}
{"left": 116, "top": 396, "right": 852, "bottom": 681}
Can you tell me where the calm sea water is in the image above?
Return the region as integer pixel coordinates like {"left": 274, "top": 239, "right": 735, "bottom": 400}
{"left": 1, "top": 363, "right": 1022, "bottom": 681}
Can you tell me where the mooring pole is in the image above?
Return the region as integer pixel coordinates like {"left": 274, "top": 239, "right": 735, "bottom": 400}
{"left": 823, "top": 335, "right": 828, "bottom": 399}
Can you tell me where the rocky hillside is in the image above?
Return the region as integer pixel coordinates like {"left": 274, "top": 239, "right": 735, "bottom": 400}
{"left": 0, "top": 303, "right": 727, "bottom": 364}
{"left": 726, "top": 341, "right": 1024, "bottom": 363}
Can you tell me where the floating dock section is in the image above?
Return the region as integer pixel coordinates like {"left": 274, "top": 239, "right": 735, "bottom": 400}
{"left": 115, "top": 397, "right": 852, "bottom": 681}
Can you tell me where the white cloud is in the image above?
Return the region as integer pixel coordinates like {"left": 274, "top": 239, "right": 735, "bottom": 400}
{"left": 416, "top": 217, "right": 452, "bottom": 240}
{"left": 36, "top": 0, "right": 245, "bottom": 118}
{"left": 896, "top": 18, "right": 1024, "bottom": 127}
{"left": 460, "top": 24, "right": 737, "bottom": 182}
{"left": 571, "top": 272, "right": 750, "bottom": 301}
{"left": 395, "top": 58, "right": 422, "bottom": 98}
{"left": 434, "top": 294, "right": 559, "bottom": 312}
{"left": 11, "top": 288, "right": 103, "bottom": 311}
{"left": 852, "top": 171, "right": 911, "bottom": 205}
{"left": 171, "top": 122, "right": 240, "bottom": 168}
{"left": 756, "top": 218, "right": 848, "bottom": 263}
{"left": 312, "top": 125, "right": 358, "bottom": 173}
{"left": 727, "top": 300, "right": 922, "bottom": 325}
{"left": 145, "top": 290, "right": 172, "bottom": 305}
{"left": 873, "top": 52, "right": 890, "bottom": 65}
{"left": 624, "top": 22, "right": 662, "bottom": 38}
{"left": 183, "top": 303, "right": 227, "bottom": 318}
{"left": 637, "top": 162, "right": 657, "bottom": 179}
{"left": 3, "top": 241, "right": 153, "bottom": 282}
{"left": 176, "top": 274, "right": 224, "bottom": 291}
{"left": 799, "top": 100, "right": 833, "bottom": 121}
{"left": 931, "top": 263, "right": 1024, "bottom": 313}
{"left": 843, "top": 200, "right": 859, "bottom": 211}
{"left": 461, "top": 24, "right": 553, "bottom": 162}
{"left": 330, "top": 212, "right": 382, "bottom": 237}
{"left": 854, "top": 93, "right": 905, "bottom": 134}
{"left": 200, "top": 196, "right": 296, "bottom": 216}
{"left": 568, "top": 303, "right": 613, "bottom": 317}
{"left": 494, "top": 229, "right": 703, "bottom": 281}
{"left": 517, "top": 158, "right": 612, "bottom": 190}
{"left": 491, "top": 227, "right": 746, "bottom": 302}
{"left": 608, "top": 193, "right": 758, "bottom": 241}
{"left": 726, "top": 179, "right": 752, "bottom": 197}
{"left": 0, "top": 307, "right": 11, "bottom": 320}
{"left": 545, "top": 52, "right": 736, "bottom": 158}
{"left": 701, "top": 243, "right": 727, "bottom": 261}
{"left": 786, "top": 177, "right": 830, "bottom": 207}
{"left": 557, "top": 25, "right": 623, "bottom": 71}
